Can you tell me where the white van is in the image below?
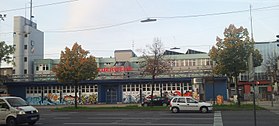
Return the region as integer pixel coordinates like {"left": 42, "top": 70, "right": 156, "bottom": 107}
{"left": 0, "top": 96, "right": 39, "bottom": 126}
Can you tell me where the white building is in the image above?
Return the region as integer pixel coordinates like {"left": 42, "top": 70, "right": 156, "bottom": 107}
{"left": 13, "top": 16, "right": 44, "bottom": 80}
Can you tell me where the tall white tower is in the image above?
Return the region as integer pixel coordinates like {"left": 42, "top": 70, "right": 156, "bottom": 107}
{"left": 13, "top": 16, "right": 44, "bottom": 80}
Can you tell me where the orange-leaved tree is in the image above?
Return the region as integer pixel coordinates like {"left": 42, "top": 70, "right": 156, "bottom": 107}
{"left": 209, "top": 24, "right": 262, "bottom": 106}
{"left": 52, "top": 42, "right": 98, "bottom": 108}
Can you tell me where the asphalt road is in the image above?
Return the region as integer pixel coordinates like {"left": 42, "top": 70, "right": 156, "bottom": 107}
{"left": 1, "top": 109, "right": 279, "bottom": 126}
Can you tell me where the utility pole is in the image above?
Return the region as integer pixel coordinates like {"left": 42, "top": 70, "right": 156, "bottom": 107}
{"left": 249, "top": 5, "right": 257, "bottom": 126}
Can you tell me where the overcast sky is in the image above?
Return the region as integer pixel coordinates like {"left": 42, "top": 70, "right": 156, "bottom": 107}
{"left": 0, "top": 0, "right": 279, "bottom": 61}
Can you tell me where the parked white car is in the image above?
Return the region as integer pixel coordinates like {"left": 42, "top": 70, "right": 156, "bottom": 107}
{"left": 170, "top": 96, "right": 213, "bottom": 113}
{"left": 0, "top": 96, "right": 39, "bottom": 126}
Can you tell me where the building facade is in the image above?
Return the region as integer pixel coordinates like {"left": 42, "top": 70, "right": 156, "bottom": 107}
{"left": 13, "top": 16, "right": 44, "bottom": 81}
{"left": 239, "top": 41, "right": 279, "bottom": 100}
{"left": 4, "top": 49, "right": 228, "bottom": 105}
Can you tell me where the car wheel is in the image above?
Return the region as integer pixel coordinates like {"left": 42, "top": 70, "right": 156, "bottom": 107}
{"left": 172, "top": 107, "right": 179, "bottom": 113}
{"left": 6, "top": 117, "right": 16, "bottom": 126}
{"left": 200, "top": 107, "right": 208, "bottom": 113}
{"left": 143, "top": 103, "right": 148, "bottom": 107}
{"left": 162, "top": 103, "right": 167, "bottom": 107}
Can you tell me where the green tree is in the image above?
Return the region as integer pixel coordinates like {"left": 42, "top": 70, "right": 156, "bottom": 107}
{"left": 0, "top": 41, "right": 15, "bottom": 83}
{"left": 52, "top": 42, "right": 98, "bottom": 108}
{"left": 139, "top": 38, "right": 171, "bottom": 104}
{"left": 209, "top": 24, "right": 262, "bottom": 106}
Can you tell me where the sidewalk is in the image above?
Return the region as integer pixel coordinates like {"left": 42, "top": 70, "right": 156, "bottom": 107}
{"left": 34, "top": 103, "right": 140, "bottom": 109}
{"left": 256, "top": 100, "right": 279, "bottom": 111}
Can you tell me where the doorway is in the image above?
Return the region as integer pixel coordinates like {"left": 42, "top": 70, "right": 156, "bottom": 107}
{"left": 106, "top": 87, "right": 117, "bottom": 104}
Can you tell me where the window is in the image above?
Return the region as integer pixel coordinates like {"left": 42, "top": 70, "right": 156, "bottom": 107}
{"left": 86, "top": 85, "right": 89, "bottom": 92}
{"left": 46, "top": 65, "right": 49, "bottom": 70}
{"left": 24, "top": 57, "right": 27, "bottom": 62}
{"left": 177, "top": 98, "right": 186, "bottom": 103}
{"left": 136, "top": 85, "right": 139, "bottom": 91}
{"left": 44, "top": 87, "right": 48, "bottom": 93}
{"left": 186, "top": 98, "right": 196, "bottom": 103}
{"left": 172, "top": 98, "right": 178, "bottom": 103}
{"left": 185, "top": 60, "right": 189, "bottom": 66}
{"left": 24, "top": 69, "right": 27, "bottom": 74}
{"left": 26, "top": 87, "right": 30, "bottom": 94}
{"left": 38, "top": 87, "right": 41, "bottom": 93}
{"left": 127, "top": 85, "right": 130, "bottom": 91}
{"left": 34, "top": 87, "right": 37, "bottom": 94}
{"left": 192, "top": 59, "right": 196, "bottom": 66}
{"left": 131, "top": 85, "right": 135, "bottom": 91}
{"left": 12, "top": 69, "right": 15, "bottom": 74}
{"left": 36, "top": 66, "right": 39, "bottom": 71}
{"left": 123, "top": 85, "right": 126, "bottom": 91}
{"left": 24, "top": 45, "right": 27, "bottom": 49}
{"left": 155, "top": 84, "right": 159, "bottom": 91}
{"left": 30, "top": 87, "right": 33, "bottom": 94}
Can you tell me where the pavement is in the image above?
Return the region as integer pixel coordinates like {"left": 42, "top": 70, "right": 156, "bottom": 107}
{"left": 34, "top": 103, "right": 140, "bottom": 109}
{"left": 256, "top": 100, "right": 279, "bottom": 115}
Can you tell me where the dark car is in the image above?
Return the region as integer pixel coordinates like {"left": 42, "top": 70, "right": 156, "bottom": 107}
{"left": 142, "top": 97, "right": 170, "bottom": 107}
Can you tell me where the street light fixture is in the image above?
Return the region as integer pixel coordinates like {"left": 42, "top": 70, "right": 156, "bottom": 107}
{"left": 170, "top": 47, "right": 180, "bottom": 50}
{"left": 140, "top": 18, "right": 157, "bottom": 23}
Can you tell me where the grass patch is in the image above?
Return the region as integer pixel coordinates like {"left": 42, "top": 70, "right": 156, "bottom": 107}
{"left": 213, "top": 104, "right": 266, "bottom": 111}
{"left": 54, "top": 105, "right": 169, "bottom": 111}
{"left": 53, "top": 104, "right": 266, "bottom": 111}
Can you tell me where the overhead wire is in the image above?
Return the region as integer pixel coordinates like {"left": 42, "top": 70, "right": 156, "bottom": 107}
{"left": 44, "top": 19, "right": 142, "bottom": 33}
{"left": 0, "top": 0, "right": 79, "bottom": 13}
{"left": 1, "top": 3, "right": 279, "bottom": 34}
{"left": 43, "top": 4, "right": 279, "bottom": 33}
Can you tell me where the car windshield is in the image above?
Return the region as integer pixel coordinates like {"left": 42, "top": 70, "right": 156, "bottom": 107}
{"left": 6, "top": 98, "right": 28, "bottom": 107}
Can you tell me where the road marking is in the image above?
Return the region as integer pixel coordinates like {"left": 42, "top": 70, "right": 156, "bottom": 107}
{"left": 87, "top": 117, "right": 212, "bottom": 120}
{"left": 96, "top": 113, "right": 128, "bottom": 116}
{"left": 213, "top": 111, "right": 223, "bottom": 126}
{"left": 64, "top": 122, "right": 212, "bottom": 126}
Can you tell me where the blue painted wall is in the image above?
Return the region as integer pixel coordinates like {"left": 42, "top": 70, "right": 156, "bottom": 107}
{"left": 98, "top": 84, "right": 122, "bottom": 103}
{"left": 7, "top": 86, "right": 26, "bottom": 100}
{"left": 205, "top": 78, "right": 227, "bottom": 101}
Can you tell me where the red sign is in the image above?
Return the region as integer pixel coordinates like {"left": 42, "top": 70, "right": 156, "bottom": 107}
{"left": 98, "top": 66, "right": 132, "bottom": 72}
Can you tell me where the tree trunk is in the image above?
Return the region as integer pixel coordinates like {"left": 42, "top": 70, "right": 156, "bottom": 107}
{"left": 74, "top": 84, "right": 78, "bottom": 109}
{"left": 235, "top": 75, "right": 241, "bottom": 107}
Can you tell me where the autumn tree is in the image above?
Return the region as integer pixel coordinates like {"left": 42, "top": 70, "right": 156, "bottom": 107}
{"left": 0, "top": 41, "right": 15, "bottom": 83}
{"left": 139, "top": 38, "right": 171, "bottom": 105}
{"left": 52, "top": 42, "right": 98, "bottom": 108}
{"left": 209, "top": 24, "right": 263, "bottom": 106}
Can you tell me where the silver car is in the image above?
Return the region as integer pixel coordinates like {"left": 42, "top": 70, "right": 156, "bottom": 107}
{"left": 169, "top": 96, "right": 213, "bottom": 113}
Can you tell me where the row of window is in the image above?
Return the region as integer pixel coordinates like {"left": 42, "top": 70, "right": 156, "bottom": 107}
{"left": 26, "top": 83, "right": 192, "bottom": 94}
{"left": 26, "top": 85, "right": 98, "bottom": 94}
{"left": 122, "top": 83, "right": 192, "bottom": 92}
{"left": 36, "top": 64, "right": 49, "bottom": 71}
{"left": 102, "top": 59, "right": 211, "bottom": 68}
{"left": 170, "top": 59, "right": 212, "bottom": 67}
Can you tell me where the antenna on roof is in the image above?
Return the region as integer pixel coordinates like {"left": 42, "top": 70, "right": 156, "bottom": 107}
{"left": 30, "top": 0, "right": 33, "bottom": 26}
{"left": 132, "top": 41, "right": 135, "bottom": 50}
